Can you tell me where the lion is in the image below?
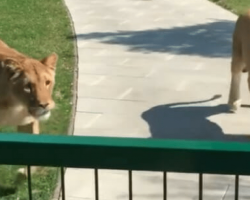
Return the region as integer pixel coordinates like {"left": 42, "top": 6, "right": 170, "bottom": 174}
{"left": 0, "top": 40, "right": 57, "bottom": 132}
{"left": 0, "top": 39, "right": 58, "bottom": 191}
{"left": 228, "top": 9, "right": 250, "bottom": 111}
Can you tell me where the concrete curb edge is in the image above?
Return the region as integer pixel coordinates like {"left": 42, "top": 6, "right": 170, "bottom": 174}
{"left": 52, "top": 0, "right": 79, "bottom": 199}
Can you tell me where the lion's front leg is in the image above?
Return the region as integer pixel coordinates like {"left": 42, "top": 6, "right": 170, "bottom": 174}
{"left": 228, "top": 60, "right": 243, "bottom": 112}
{"left": 228, "top": 71, "right": 242, "bottom": 112}
{"left": 15, "top": 120, "right": 40, "bottom": 188}
{"left": 17, "top": 120, "right": 39, "bottom": 134}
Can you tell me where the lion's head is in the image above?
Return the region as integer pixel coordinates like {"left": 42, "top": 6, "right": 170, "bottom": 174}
{"left": 1, "top": 53, "right": 58, "bottom": 121}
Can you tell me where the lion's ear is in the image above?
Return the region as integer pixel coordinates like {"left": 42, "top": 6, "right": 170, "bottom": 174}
{"left": 1, "top": 59, "right": 22, "bottom": 81}
{"left": 41, "top": 53, "right": 58, "bottom": 69}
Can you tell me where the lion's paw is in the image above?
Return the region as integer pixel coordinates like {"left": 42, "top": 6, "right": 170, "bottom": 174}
{"left": 228, "top": 99, "right": 241, "bottom": 112}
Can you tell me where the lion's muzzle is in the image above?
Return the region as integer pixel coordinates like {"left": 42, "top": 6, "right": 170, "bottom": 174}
{"left": 28, "top": 102, "right": 54, "bottom": 121}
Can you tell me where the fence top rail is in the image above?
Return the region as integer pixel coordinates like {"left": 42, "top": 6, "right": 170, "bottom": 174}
{"left": 1, "top": 133, "right": 250, "bottom": 175}
{"left": 1, "top": 133, "right": 250, "bottom": 151}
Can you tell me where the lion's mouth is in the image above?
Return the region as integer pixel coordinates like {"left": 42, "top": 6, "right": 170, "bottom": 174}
{"left": 28, "top": 107, "right": 51, "bottom": 121}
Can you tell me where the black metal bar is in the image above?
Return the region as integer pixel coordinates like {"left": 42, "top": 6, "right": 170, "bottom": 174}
{"left": 27, "top": 166, "right": 32, "bottom": 200}
{"left": 235, "top": 175, "right": 239, "bottom": 200}
{"left": 95, "top": 169, "right": 99, "bottom": 200}
{"left": 199, "top": 173, "right": 203, "bottom": 200}
{"left": 61, "top": 167, "right": 66, "bottom": 200}
{"left": 163, "top": 172, "right": 167, "bottom": 200}
{"left": 129, "top": 170, "right": 133, "bottom": 200}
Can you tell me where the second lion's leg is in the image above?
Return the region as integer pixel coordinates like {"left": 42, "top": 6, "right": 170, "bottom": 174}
{"left": 228, "top": 57, "right": 243, "bottom": 112}
{"left": 228, "top": 33, "right": 244, "bottom": 112}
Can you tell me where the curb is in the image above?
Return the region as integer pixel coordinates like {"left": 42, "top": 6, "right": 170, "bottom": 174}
{"left": 207, "top": 0, "right": 238, "bottom": 16}
{"left": 52, "top": 0, "right": 79, "bottom": 199}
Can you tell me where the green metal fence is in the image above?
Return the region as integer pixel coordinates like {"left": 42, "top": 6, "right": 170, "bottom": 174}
{"left": 1, "top": 133, "right": 250, "bottom": 200}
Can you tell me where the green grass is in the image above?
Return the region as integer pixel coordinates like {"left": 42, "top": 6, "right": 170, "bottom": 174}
{"left": 0, "top": 0, "right": 75, "bottom": 199}
{"left": 210, "top": 0, "right": 250, "bottom": 15}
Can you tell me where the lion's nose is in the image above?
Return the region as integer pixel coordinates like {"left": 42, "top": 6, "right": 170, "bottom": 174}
{"left": 39, "top": 103, "right": 49, "bottom": 108}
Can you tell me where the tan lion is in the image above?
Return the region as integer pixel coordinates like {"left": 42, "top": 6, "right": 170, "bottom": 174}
{"left": 0, "top": 39, "right": 58, "bottom": 190}
{"left": 228, "top": 10, "right": 250, "bottom": 111}
{"left": 0, "top": 39, "right": 57, "bottom": 133}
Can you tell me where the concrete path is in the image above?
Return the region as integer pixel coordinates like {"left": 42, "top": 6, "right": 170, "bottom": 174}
{"left": 63, "top": 0, "right": 250, "bottom": 199}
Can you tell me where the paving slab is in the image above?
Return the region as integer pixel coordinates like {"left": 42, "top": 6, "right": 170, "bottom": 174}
{"left": 64, "top": 0, "right": 250, "bottom": 199}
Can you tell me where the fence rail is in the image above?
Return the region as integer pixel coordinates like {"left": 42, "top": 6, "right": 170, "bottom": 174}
{"left": 1, "top": 133, "right": 250, "bottom": 200}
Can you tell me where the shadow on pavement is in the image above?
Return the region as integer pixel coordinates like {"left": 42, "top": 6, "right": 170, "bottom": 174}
{"left": 141, "top": 95, "right": 249, "bottom": 142}
{"left": 70, "top": 19, "right": 235, "bottom": 58}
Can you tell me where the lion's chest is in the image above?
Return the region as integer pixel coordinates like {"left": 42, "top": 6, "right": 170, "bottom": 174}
{"left": 0, "top": 104, "right": 34, "bottom": 126}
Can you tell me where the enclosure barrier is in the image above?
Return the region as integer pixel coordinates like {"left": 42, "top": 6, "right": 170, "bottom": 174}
{"left": 0, "top": 133, "right": 250, "bottom": 200}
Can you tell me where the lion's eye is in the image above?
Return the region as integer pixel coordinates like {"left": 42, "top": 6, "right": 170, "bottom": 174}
{"left": 24, "top": 83, "right": 31, "bottom": 93}
{"left": 45, "top": 80, "right": 51, "bottom": 86}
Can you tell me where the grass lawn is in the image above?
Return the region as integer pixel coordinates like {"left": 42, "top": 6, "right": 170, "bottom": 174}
{"left": 210, "top": 0, "right": 250, "bottom": 14}
{"left": 0, "top": 0, "right": 75, "bottom": 199}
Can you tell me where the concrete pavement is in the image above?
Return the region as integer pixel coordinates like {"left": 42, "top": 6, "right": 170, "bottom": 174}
{"left": 63, "top": 0, "right": 250, "bottom": 199}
